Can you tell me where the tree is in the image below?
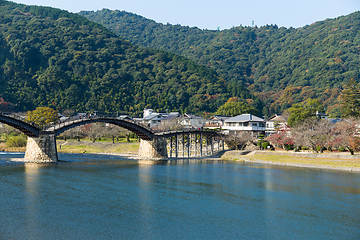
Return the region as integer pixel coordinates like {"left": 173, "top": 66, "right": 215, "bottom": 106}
{"left": 215, "top": 101, "right": 258, "bottom": 116}
{"left": 221, "top": 131, "right": 253, "bottom": 150}
{"left": 25, "top": 107, "right": 59, "bottom": 127}
{"left": 332, "top": 119, "right": 360, "bottom": 155}
{"left": 340, "top": 78, "right": 360, "bottom": 118}
{"left": 267, "top": 127, "right": 293, "bottom": 150}
{"left": 291, "top": 118, "right": 332, "bottom": 153}
{"left": 105, "top": 125, "right": 122, "bottom": 143}
{"left": 287, "top": 98, "right": 324, "bottom": 127}
{"left": 82, "top": 123, "right": 105, "bottom": 142}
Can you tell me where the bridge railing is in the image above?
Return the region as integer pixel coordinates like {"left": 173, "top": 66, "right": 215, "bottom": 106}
{"left": 0, "top": 112, "right": 42, "bottom": 129}
{"left": 42, "top": 113, "right": 153, "bottom": 132}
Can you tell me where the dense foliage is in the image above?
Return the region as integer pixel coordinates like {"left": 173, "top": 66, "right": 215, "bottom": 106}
{"left": 0, "top": 1, "right": 258, "bottom": 115}
{"left": 80, "top": 9, "right": 360, "bottom": 114}
{"left": 25, "top": 107, "right": 59, "bottom": 127}
{"left": 340, "top": 78, "right": 360, "bottom": 118}
{"left": 287, "top": 98, "right": 324, "bottom": 127}
{"left": 215, "top": 98, "right": 258, "bottom": 116}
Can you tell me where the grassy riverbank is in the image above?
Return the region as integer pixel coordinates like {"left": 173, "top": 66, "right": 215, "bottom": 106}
{"left": 0, "top": 139, "right": 140, "bottom": 155}
{"left": 0, "top": 142, "right": 26, "bottom": 152}
{"left": 57, "top": 140, "right": 140, "bottom": 155}
{"left": 221, "top": 150, "right": 360, "bottom": 171}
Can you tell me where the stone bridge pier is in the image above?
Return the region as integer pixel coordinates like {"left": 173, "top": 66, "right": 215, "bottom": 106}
{"left": 24, "top": 132, "right": 58, "bottom": 162}
{"left": 138, "top": 137, "right": 168, "bottom": 159}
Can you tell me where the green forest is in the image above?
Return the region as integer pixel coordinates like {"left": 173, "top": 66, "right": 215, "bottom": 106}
{"left": 0, "top": 0, "right": 259, "bottom": 115}
{"left": 80, "top": 9, "right": 360, "bottom": 117}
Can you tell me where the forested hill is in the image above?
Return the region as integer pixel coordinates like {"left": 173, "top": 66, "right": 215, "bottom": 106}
{"left": 0, "top": 1, "right": 258, "bottom": 115}
{"left": 80, "top": 9, "right": 360, "bottom": 116}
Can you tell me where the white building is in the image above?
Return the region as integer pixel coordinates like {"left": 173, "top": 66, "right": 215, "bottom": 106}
{"left": 265, "top": 114, "right": 287, "bottom": 136}
{"left": 223, "top": 114, "right": 265, "bottom": 136}
{"left": 204, "top": 115, "right": 232, "bottom": 129}
{"left": 180, "top": 113, "right": 206, "bottom": 128}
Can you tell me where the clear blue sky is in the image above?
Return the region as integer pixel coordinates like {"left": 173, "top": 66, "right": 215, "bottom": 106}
{"left": 11, "top": 0, "right": 360, "bottom": 30}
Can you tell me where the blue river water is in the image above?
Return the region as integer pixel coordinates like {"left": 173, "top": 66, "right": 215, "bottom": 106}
{"left": 0, "top": 152, "right": 360, "bottom": 239}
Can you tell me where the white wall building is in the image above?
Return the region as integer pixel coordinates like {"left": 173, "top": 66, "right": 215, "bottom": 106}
{"left": 223, "top": 114, "right": 265, "bottom": 136}
{"left": 180, "top": 114, "right": 206, "bottom": 128}
{"left": 205, "top": 115, "right": 232, "bottom": 129}
{"left": 265, "top": 114, "right": 287, "bottom": 136}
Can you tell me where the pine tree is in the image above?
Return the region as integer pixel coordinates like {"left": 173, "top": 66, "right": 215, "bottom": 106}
{"left": 340, "top": 78, "right": 360, "bottom": 118}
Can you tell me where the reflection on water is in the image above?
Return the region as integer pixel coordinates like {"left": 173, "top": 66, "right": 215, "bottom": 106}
{"left": 24, "top": 163, "right": 41, "bottom": 238}
{"left": 0, "top": 153, "right": 360, "bottom": 239}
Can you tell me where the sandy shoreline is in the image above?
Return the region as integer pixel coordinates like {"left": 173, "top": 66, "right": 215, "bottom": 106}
{"left": 220, "top": 150, "right": 360, "bottom": 173}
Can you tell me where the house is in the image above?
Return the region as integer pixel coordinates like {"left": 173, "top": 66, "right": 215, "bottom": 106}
{"left": 223, "top": 114, "right": 265, "bottom": 136}
{"left": 265, "top": 114, "right": 288, "bottom": 136}
{"left": 142, "top": 108, "right": 181, "bottom": 128}
{"left": 316, "top": 111, "right": 328, "bottom": 119}
{"left": 180, "top": 113, "right": 206, "bottom": 128}
{"left": 204, "top": 115, "right": 232, "bottom": 129}
{"left": 143, "top": 112, "right": 166, "bottom": 128}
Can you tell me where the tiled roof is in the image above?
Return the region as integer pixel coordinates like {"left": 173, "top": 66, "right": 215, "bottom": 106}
{"left": 225, "top": 114, "right": 264, "bottom": 122}
{"left": 184, "top": 113, "right": 204, "bottom": 119}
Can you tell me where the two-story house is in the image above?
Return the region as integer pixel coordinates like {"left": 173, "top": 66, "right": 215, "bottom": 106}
{"left": 204, "top": 115, "right": 232, "bottom": 129}
{"left": 223, "top": 114, "right": 265, "bottom": 136}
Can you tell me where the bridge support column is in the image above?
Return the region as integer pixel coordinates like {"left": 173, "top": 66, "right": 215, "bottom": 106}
{"left": 24, "top": 132, "right": 58, "bottom": 162}
{"left": 138, "top": 137, "right": 168, "bottom": 159}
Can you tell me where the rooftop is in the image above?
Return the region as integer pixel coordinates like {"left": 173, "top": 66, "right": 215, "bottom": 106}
{"left": 225, "top": 114, "right": 265, "bottom": 123}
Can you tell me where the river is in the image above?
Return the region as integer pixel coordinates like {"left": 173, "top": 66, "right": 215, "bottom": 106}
{"left": 0, "top": 152, "right": 360, "bottom": 239}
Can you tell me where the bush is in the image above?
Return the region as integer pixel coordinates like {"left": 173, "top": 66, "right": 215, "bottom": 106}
{"left": 338, "top": 146, "right": 346, "bottom": 152}
{"left": 284, "top": 144, "right": 294, "bottom": 151}
{"left": 5, "top": 136, "right": 27, "bottom": 148}
{"left": 262, "top": 142, "right": 269, "bottom": 149}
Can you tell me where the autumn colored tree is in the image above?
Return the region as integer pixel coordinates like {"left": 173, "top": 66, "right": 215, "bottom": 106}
{"left": 332, "top": 119, "right": 360, "bottom": 155}
{"left": 267, "top": 128, "right": 294, "bottom": 150}
{"left": 25, "top": 107, "right": 59, "bottom": 127}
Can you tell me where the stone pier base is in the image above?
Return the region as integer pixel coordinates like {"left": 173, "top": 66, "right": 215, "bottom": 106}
{"left": 138, "top": 137, "right": 168, "bottom": 159}
{"left": 24, "top": 133, "right": 58, "bottom": 163}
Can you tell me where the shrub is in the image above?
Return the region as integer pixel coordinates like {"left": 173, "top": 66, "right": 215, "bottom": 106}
{"left": 338, "top": 146, "right": 346, "bottom": 152}
{"left": 5, "top": 136, "right": 27, "bottom": 148}
{"left": 284, "top": 144, "right": 294, "bottom": 151}
{"left": 262, "top": 142, "right": 269, "bottom": 149}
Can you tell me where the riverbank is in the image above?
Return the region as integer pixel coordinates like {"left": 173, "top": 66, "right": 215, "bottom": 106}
{"left": 0, "top": 140, "right": 140, "bottom": 155}
{"left": 57, "top": 140, "right": 140, "bottom": 155}
{"left": 221, "top": 150, "right": 360, "bottom": 172}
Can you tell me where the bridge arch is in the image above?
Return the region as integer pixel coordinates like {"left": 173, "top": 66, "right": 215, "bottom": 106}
{"left": 0, "top": 114, "right": 40, "bottom": 137}
{"left": 47, "top": 118, "right": 154, "bottom": 140}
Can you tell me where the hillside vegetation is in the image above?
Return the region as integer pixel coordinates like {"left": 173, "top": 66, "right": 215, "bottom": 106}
{"left": 0, "top": 0, "right": 259, "bottom": 115}
{"left": 80, "top": 9, "right": 360, "bottom": 116}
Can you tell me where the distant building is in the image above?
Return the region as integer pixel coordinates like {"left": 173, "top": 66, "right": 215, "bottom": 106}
{"left": 223, "top": 114, "right": 265, "bottom": 136}
{"left": 143, "top": 112, "right": 166, "bottom": 128}
{"left": 142, "top": 108, "right": 181, "bottom": 128}
{"left": 316, "top": 111, "right": 328, "bottom": 119}
{"left": 180, "top": 114, "right": 206, "bottom": 128}
{"left": 204, "top": 115, "right": 232, "bottom": 129}
{"left": 265, "top": 114, "right": 288, "bottom": 136}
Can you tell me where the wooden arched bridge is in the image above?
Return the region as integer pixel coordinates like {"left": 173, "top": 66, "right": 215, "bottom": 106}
{"left": 0, "top": 113, "right": 225, "bottom": 162}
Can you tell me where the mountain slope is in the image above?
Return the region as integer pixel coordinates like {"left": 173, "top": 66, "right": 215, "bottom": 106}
{"left": 0, "top": 1, "right": 258, "bottom": 114}
{"left": 80, "top": 9, "right": 360, "bottom": 116}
